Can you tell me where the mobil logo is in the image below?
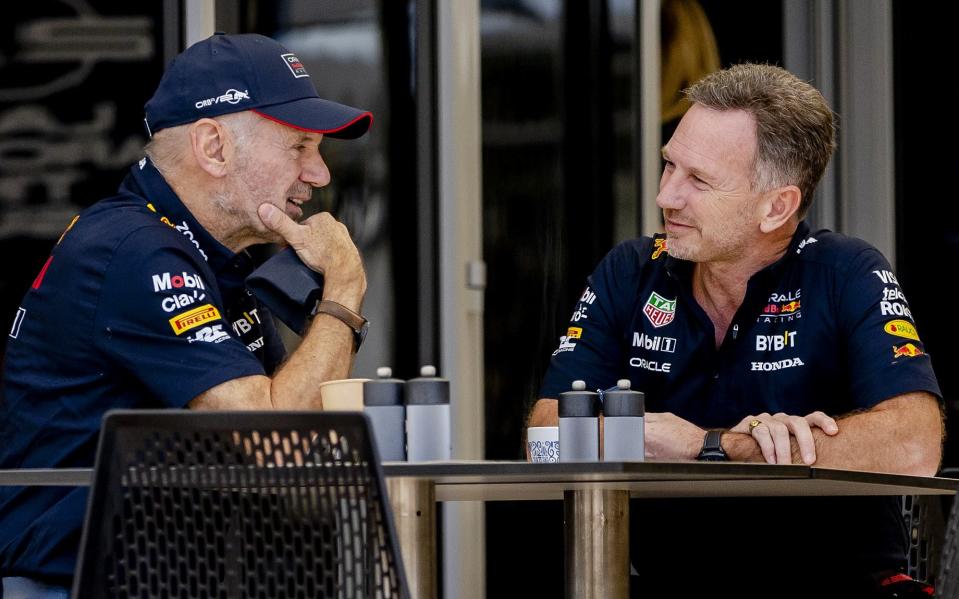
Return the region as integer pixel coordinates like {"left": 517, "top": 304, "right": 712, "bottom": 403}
{"left": 152, "top": 271, "right": 206, "bottom": 293}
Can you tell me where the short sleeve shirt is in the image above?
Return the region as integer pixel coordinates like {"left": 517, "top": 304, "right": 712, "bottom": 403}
{"left": 539, "top": 222, "right": 942, "bottom": 577}
{"left": 0, "top": 158, "right": 286, "bottom": 583}
{"left": 541, "top": 221, "right": 941, "bottom": 422}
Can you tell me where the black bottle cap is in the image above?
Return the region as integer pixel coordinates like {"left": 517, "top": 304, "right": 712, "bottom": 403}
{"left": 603, "top": 379, "right": 645, "bottom": 417}
{"left": 364, "top": 367, "right": 405, "bottom": 406}
{"left": 405, "top": 365, "right": 450, "bottom": 405}
{"left": 558, "top": 380, "right": 600, "bottom": 417}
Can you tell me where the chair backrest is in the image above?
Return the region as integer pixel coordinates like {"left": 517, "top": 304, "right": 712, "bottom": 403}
{"left": 902, "top": 494, "right": 946, "bottom": 586}
{"left": 73, "top": 410, "right": 410, "bottom": 599}
{"left": 937, "top": 485, "right": 959, "bottom": 596}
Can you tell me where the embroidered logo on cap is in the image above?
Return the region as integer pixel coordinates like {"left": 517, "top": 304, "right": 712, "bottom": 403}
{"left": 195, "top": 89, "right": 250, "bottom": 109}
{"left": 281, "top": 53, "right": 309, "bottom": 78}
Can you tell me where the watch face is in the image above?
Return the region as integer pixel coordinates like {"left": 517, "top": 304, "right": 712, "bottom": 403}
{"left": 353, "top": 320, "right": 369, "bottom": 351}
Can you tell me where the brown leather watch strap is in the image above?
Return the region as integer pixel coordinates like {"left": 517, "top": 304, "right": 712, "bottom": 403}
{"left": 312, "top": 300, "right": 365, "bottom": 332}
{"left": 311, "top": 300, "right": 369, "bottom": 351}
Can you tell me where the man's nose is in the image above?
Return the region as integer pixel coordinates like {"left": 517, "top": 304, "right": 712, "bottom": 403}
{"left": 301, "top": 150, "right": 331, "bottom": 188}
{"left": 655, "top": 173, "right": 684, "bottom": 210}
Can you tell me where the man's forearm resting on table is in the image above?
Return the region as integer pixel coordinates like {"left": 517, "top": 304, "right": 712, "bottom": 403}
{"left": 724, "top": 392, "right": 942, "bottom": 475}
{"left": 189, "top": 294, "right": 360, "bottom": 411}
{"left": 527, "top": 392, "right": 943, "bottom": 476}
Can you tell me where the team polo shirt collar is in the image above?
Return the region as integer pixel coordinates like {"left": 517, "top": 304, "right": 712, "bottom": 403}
{"left": 757, "top": 220, "right": 811, "bottom": 278}
{"left": 123, "top": 157, "right": 253, "bottom": 276}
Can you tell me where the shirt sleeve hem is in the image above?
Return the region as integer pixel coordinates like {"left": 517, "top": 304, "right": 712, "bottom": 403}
{"left": 166, "top": 363, "right": 267, "bottom": 408}
{"left": 854, "top": 381, "right": 943, "bottom": 411}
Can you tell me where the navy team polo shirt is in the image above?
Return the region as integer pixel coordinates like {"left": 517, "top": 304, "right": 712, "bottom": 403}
{"left": 541, "top": 221, "right": 942, "bottom": 588}
{"left": 541, "top": 220, "right": 940, "bottom": 417}
{"left": 0, "top": 158, "right": 285, "bottom": 584}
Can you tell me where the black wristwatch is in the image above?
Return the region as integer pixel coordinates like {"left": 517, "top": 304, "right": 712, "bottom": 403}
{"left": 696, "top": 429, "right": 729, "bottom": 461}
{"left": 312, "top": 299, "right": 369, "bottom": 352}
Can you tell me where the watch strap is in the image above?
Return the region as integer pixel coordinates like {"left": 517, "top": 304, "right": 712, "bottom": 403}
{"left": 696, "top": 429, "right": 729, "bottom": 461}
{"left": 312, "top": 300, "right": 368, "bottom": 351}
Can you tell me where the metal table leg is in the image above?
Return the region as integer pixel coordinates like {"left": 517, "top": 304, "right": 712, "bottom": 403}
{"left": 387, "top": 477, "right": 436, "bottom": 599}
{"left": 564, "top": 489, "right": 630, "bottom": 599}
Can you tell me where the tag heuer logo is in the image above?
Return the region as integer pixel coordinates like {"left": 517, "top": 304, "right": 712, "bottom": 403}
{"left": 643, "top": 292, "right": 677, "bottom": 328}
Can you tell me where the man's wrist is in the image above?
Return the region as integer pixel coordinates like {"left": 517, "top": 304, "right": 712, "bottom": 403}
{"left": 310, "top": 299, "right": 368, "bottom": 351}
{"left": 321, "top": 282, "right": 365, "bottom": 313}
{"left": 721, "top": 432, "right": 766, "bottom": 463}
{"left": 696, "top": 429, "right": 729, "bottom": 461}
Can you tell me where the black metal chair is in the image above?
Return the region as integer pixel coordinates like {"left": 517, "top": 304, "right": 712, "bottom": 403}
{"left": 902, "top": 493, "right": 946, "bottom": 586}
{"left": 73, "top": 410, "right": 410, "bottom": 599}
{"left": 936, "top": 468, "right": 959, "bottom": 597}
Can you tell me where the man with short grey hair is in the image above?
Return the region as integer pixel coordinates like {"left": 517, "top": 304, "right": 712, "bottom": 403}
{"left": 531, "top": 63, "right": 942, "bottom": 596}
{"left": 0, "top": 33, "right": 372, "bottom": 595}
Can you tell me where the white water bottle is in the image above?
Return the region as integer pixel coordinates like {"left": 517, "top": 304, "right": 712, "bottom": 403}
{"left": 405, "top": 365, "right": 451, "bottom": 461}
{"left": 602, "top": 379, "right": 645, "bottom": 461}
{"left": 363, "top": 367, "right": 406, "bottom": 461}
{"left": 559, "top": 380, "right": 600, "bottom": 462}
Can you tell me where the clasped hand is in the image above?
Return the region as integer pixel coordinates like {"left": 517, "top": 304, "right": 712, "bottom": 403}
{"left": 644, "top": 410, "right": 839, "bottom": 464}
{"left": 729, "top": 411, "right": 839, "bottom": 465}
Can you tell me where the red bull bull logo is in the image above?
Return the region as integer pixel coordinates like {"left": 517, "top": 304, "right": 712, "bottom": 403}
{"left": 651, "top": 238, "right": 668, "bottom": 260}
{"left": 892, "top": 343, "right": 923, "bottom": 359}
{"left": 762, "top": 300, "right": 801, "bottom": 315}
{"left": 780, "top": 301, "right": 801, "bottom": 313}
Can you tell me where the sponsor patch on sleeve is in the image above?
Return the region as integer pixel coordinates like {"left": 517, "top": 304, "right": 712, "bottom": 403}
{"left": 892, "top": 343, "right": 924, "bottom": 359}
{"left": 570, "top": 287, "right": 597, "bottom": 322}
{"left": 884, "top": 319, "right": 919, "bottom": 341}
{"left": 169, "top": 303, "right": 222, "bottom": 335}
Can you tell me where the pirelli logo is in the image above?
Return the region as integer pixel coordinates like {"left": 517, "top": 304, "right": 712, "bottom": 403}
{"left": 169, "top": 304, "right": 221, "bottom": 335}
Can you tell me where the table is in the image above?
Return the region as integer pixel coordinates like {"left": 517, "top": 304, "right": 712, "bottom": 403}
{"left": 380, "top": 461, "right": 959, "bottom": 598}
{"left": 4, "top": 462, "right": 957, "bottom": 598}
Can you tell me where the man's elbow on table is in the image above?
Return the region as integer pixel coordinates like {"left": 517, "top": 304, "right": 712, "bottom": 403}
{"left": 910, "top": 401, "right": 944, "bottom": 478}
{"left": 885, "top": 392, "right": 943, "bottom": 477}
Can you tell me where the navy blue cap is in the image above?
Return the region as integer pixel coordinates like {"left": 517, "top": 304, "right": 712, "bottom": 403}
{"left": 144, "top": 33, "right": 372, "bottom": 139}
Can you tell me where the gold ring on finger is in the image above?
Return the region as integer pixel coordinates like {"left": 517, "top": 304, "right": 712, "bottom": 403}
{"left": 748, "top": 418, "right": 762, "bottom": 433}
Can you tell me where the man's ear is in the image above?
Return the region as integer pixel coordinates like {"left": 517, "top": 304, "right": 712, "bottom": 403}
{"left": 759, "top": 185, "right": 802, "bottom": 233}
{"left": 189, "top": 118, "right": 229, "bottom": 178}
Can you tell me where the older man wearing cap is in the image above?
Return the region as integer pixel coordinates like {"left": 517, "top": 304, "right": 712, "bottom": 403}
{"left": 0, "top": 33, "right": 371, "bottom": 596}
